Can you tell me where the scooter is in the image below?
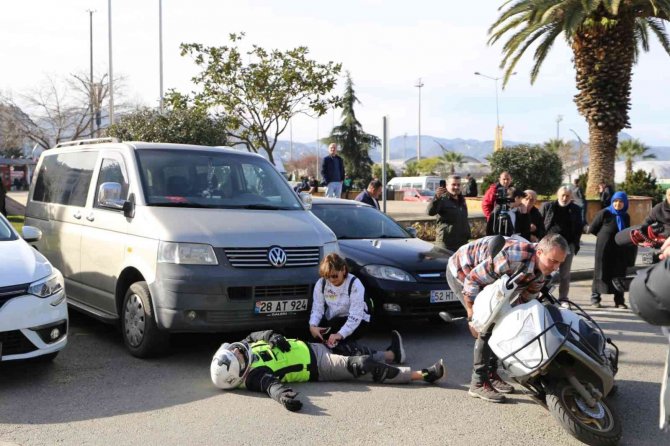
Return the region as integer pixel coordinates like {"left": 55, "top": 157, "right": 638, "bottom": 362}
{"left": 472, "top": 271, "right": 622, "bottom": 446}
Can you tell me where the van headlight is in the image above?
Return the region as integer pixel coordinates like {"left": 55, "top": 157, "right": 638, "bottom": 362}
{"left": 361, "top": 265, "right": 415, "bottom": 282}
{"left": 28, "top": 270, "right": 65, "bottom": 298}
{"left": 158, "top": 242, "right": 219, "bottom": 265}
{"left": 322, "top": 242, "right": 339, "bottom": 257}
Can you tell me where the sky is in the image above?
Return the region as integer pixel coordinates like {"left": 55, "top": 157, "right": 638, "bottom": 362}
{"left": 2, "top": 0, "right": 670, "bottom": 147}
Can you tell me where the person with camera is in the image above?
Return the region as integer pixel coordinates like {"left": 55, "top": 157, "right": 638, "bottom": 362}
{"left": 482, "top": 171, "right": 512, "bottom": 220}
{"left": 644, "top": 187, "right": 670, "bottom": 236}
{"left": 522, "top": 190, "right": 545, "bottom": 242}
{"left": 427, "top": 175, "right": 470, "bottom": 251}
{"left": 540, "top": 186, "right": 584, "bottom": 305}
{"left": 485, "top": 187, "right": 531, "bottom": 240}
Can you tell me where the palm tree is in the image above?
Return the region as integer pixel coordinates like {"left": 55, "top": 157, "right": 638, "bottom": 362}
{"left": 489, "top": 1, "right": 670, "bottom": 195}
{"left": 323, "top": 72, "right": 380, "bottom": 186}
{"left": 543, "top": 138, "right": 575, "bottom": 166}
{"left": 617, "top": 138, "right": 656, "bottom": 176}
{"left": 435, "top": 140, "right": 465, "bottom": 174}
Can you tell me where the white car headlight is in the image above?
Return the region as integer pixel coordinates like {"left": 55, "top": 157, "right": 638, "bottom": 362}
{"left": 28, "top": 269, "right": 64, "bottom": 298}
{"left": 361, "top": 265, "right": 415, "bottom": 282}
{"left": 158, "top": 242, "right": 219, "bottom": 265}
{"left": 322, "top": 241, "right": 340, "bottom": 257}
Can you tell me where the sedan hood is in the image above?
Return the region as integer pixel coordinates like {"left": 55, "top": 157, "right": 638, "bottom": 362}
{"left": 339, "top": 238, "right": 451, "bottom": 271}
{"left": 0, "top": 239, "right": 53, "bottom": 286}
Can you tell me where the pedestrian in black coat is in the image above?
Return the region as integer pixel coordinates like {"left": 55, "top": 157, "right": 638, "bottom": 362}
{"left": 588, "top": 191, "right": 633, "bottom": 308}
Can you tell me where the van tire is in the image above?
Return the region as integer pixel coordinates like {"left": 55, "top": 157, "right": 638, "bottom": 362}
{"left": 121, "top": 282, "right": 170, "bottom": 358}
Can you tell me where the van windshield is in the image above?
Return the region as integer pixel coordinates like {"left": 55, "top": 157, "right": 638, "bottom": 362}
{"left": 135, "top": 149, "right": 302, "bottom": 210}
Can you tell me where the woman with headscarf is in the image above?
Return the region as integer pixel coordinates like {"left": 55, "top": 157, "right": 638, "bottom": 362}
{"left": 588, "top": 191, "right": 632, "bottom": 308}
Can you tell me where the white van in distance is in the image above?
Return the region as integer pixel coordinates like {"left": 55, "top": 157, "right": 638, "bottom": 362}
{"left": 0, "top": 214, "right": 68, "bottom": 361}
{"left": 386, "top": 176, "right": 442, "bottom": 192}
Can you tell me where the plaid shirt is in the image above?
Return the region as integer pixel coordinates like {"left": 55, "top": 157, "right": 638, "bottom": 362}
{"left": 448, "top": 236, "right": 547, "bottom": 302}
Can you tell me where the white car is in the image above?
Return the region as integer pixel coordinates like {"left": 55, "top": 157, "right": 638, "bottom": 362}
{"left": 0, "top": 214, "right": 68, "bottom": 361}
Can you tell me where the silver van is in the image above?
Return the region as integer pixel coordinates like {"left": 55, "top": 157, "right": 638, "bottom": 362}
{"left": 24, "top": 138, "right": 338, "bottom": 357}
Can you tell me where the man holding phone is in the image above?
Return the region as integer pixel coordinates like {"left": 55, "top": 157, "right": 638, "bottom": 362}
{"left": 427, "top": 175, "right": 471, "bottom": 252}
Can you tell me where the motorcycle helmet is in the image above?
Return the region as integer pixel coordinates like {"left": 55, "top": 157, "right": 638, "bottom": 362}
{"left": 211, "top": 342, "right": 252, "bottom": 389}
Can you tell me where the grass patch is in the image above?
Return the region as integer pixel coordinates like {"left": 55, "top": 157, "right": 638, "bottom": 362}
{"left": 7, "top": 215, "right": 24, "bottom": 232}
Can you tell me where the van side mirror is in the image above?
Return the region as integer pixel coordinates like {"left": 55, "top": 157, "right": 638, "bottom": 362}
{"left": 22, "top": 225, "right": 42, "bottom": 243}
{"left": 98, "top": 182, "right": 125, "bottom": 210}
{"left": 299, "top": 191, "right": 312, "bottom": 210}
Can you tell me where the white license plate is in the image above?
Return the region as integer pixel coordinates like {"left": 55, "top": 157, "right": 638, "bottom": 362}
{"left": 255, "top": 299, "right": 308, "bottom": 314}
{"left": 430, "top": 290, "right": 457, "bottom": 303}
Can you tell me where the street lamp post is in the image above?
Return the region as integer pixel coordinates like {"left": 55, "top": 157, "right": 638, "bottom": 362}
{"left": 87, "top": 9, "right": 96, "bottom": 137}
{"left": 570, "top": 128, "right": 587, "bottom": 175}
{"left": 158, "top": 0, "right": 164, "bottom": 113}
{"left": 414, "top": 78, "right": 424, "bottom": 161}
{"left": 556, "top": 114, "right": 563, "bottom": 139}
{"left": 474, "top": 71, "right": 515, "bottom": 150}
{"left": 108, "top": 0, "right": 114, "bottom": 126}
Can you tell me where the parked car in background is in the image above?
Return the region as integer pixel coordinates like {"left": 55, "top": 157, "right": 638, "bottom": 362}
{"left": 310, "top": 198, "right": 465, "bottom": 323}
{"left": 25, "top": 138, "right": 337, "bottom": 358}
{"left": 0, "top": 214, "right": 68, "bottom": 361}
{"left": 402, "top": 188, "right": 435, "bottom": 203}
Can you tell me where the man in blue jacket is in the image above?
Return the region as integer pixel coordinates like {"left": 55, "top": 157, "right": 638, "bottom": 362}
{"left": 321, "top": 143, "right": 345, "bottom": 198}
{"left": 355, "top": 180, "right": 382, "bottom": 209}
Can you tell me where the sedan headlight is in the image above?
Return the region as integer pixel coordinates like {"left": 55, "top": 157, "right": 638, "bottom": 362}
{"left": 361, "top": 265, "right": 416, "bottom": 282}
{"left": 322, "top": 241, "right": 340, "bottom": 257}
{"left": 158, "top": 241, "right": 218, "bottom": 265}
{"left": 28, "top": 269, "right": 64, "bottom": 298}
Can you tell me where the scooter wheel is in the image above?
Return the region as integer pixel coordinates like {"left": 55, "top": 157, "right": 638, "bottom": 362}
{"left": 546, "top": 381, "right": 622, "bottom": 446}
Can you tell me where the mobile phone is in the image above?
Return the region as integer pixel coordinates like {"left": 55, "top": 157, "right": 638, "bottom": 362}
{"left": 439, "top": 180, "right": 446, "bottom": 188}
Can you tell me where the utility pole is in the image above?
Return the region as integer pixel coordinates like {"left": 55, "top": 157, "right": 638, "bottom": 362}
{"left": 87, "top": 9, "right": 96, "bottom": 137}
{"left": 414, "top": 78, "right": 424, "bottom": 161}
{"left": 556, "top": 114, "right": 563, "bottom": 139}
{"left": 108, "top": 0, "right": 114, "bottom": 125}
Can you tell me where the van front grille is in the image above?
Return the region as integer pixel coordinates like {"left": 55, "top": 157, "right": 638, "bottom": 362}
{"left": 224, "top": 247, "right": 320, "bottom": 268}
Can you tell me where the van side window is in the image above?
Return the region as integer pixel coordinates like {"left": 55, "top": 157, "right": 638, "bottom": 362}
{"left": 94, "top": 158, "right": 129, "bottom": 207}
{"left": 33, "top": 152, "right": 97, "bottom": 206}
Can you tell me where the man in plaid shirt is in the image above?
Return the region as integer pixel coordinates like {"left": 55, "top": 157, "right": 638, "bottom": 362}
{"left": 446, "top": 233, "right": 569, "bottom": 403}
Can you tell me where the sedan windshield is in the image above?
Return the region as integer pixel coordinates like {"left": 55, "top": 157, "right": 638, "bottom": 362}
{"left": 135, "top": 149, "right": 302, "bottom": 210}
{"left": 311, "top": 204, "right": 410, "bottom": 239}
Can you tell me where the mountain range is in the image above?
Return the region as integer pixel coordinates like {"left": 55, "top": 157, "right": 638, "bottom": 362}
{"left": 271, "top": 132, "right": 670, "bottom": 164}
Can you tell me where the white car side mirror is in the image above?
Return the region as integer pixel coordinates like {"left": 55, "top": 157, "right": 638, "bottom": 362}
{"left": 22, "top": 225, "right": 42, "bottom": 243}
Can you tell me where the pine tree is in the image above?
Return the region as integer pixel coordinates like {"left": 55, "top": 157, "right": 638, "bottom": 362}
{"left": 323, "top": 72, "right": 380, "bottom": 188}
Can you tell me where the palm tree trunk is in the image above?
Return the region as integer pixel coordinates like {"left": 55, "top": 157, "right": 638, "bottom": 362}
{"left": 625, "top": 158, "right": 633, "bottom": 177}
{"left": 586, "top": 124, "right": 617, "bottom": 195}
{"left": 572, "top": 12, "right": 636, "bottom": 196}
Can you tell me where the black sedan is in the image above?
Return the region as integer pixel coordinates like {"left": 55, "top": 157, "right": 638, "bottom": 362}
{"left": 310, "top": 198, "right": 466, "bottom": 322}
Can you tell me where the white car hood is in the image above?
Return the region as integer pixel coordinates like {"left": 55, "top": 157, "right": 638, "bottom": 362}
{"left": 0, "top": 239, "right": 52, "bottom": 286}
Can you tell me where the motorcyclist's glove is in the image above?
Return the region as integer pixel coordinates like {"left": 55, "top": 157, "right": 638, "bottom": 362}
{"left": 279, "top": 390, "right": 302, "bottom": 412}
{"left": 268, "top": 333, "right": 291, "bottom": 352}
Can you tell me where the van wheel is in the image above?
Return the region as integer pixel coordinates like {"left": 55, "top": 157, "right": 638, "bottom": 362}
{"left": 122, "top": 282, "right": 170, "bottom": 358}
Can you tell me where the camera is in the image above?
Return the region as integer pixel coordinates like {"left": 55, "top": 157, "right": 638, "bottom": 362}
{"left": 495, "top": 186, "right": 513, "bottom": 208}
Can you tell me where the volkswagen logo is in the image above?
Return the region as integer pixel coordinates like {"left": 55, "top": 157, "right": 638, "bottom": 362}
{"left": 267, "top": 246, "right": 287, "bottom": 268}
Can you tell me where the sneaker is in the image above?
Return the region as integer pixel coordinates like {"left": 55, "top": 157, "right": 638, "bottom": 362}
{"left": 422, "top": 359, "right": 446, "bottom": 383}
{"left": 615, "top": 303, "right": 628, "bottom": 309}
{"left": 489, "top": 372, "right": 514, "bottom": 394}
{"left": 592, "top": 302, "right": 602, "bottom": 308}
{"left": 468, "top": 382, "right": 506, "bottom": 403}
{"left": 388, "top": 330, "right": 405, "bottom": 364}
{"left": 559, "top": 301, "right": 570, "bottom": 309}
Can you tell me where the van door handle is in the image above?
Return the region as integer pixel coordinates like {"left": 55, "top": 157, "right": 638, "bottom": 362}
{"left": 73, "top": 211, "right": 82, "bottom": 220}
{"left": 86, "top": 214, "right": 95, "bottom": 222}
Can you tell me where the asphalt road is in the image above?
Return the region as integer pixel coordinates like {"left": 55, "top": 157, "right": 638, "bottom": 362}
{"left": 0, "top": 279, "right": 667, "bottom": 446}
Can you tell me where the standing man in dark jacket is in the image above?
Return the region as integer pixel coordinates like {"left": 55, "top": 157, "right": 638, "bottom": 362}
{"left": 598, "top": 182, "right": 614, "bottom": 209}
{"left": 321, "top": 143, "right": 345, "bottom": 198}
{"left": 464, "top": 173, "right": 478, "bottom": 197}
{"left": 482, "top": 171, "right": 512, "bottom": 220}
{"left": 0, "top": 177, "right": 6, "bottom": 216}
{"left": 427, "top": 175, "right": 470, "bottom": 251}
{"left": 355, "top": 180, "right": 382, "bottom": 209}
{"left": 540, "top": 186, "right": 584, "bottom": 304}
